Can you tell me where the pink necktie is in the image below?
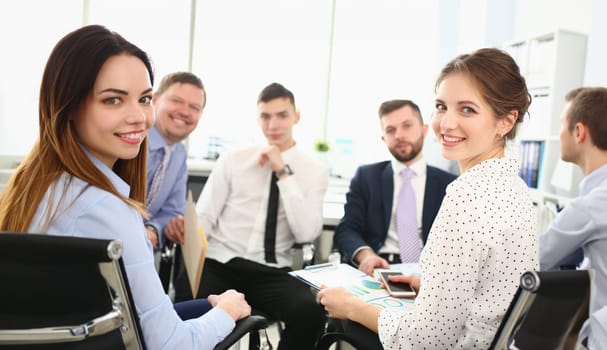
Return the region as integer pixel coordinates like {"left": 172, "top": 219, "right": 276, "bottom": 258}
{"left": 147, "top": 145, "right": 173, "bottom": 208}
{"left": 397, "top": 168, "right": 421, "bottom": 263}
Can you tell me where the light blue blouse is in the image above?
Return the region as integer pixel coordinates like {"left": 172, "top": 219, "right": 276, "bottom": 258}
{"left": 28, "top": 151, "right": 234, "bottom": 350}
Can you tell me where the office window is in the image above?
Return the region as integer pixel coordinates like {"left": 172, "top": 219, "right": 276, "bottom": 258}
{"left": 189, "top": 0, "right": 334, "bottom": 159}
{"left": 0, "top": 1, "right": 82, "bottom": 154}
{"left": 326, "top": 0, "right": 441, "bottom": 176}
{"left": 87, "top": 0, "right": 191, "bottom": 80}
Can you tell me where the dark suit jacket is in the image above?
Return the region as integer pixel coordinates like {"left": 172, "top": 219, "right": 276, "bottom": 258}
{"left": 333, "top": 161, "right": 457, "bottom": 263}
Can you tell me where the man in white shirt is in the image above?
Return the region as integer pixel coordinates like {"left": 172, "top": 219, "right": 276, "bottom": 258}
{"left": 179, "top": 83, "right": 329, "bottom": 350}
{"left": 539, "top": 87, "right": 607, "bottom": 349}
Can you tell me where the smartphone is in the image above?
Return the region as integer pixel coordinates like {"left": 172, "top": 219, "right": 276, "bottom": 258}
{"left": 374, "top": 269, "right": 416, "bottom": 298}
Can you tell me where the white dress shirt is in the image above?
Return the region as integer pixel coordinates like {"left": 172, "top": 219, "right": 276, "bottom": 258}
{"left": 28, "top": 150, "right": 234, "bottom": 350}
{"left": 198, "top": 144, "right": 329, "bottom": 267}
{"left": 585, "top": 305, "right": 607, "bottom": 350}
{"left": 378, "top": 157, "right": 538, "bottom": 349}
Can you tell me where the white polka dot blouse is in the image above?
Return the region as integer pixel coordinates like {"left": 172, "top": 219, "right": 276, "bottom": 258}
{"left": 378, "top": 157, "right": 539, "bottom": 349}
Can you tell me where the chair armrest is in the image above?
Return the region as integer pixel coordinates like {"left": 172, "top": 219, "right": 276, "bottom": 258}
{"left": 316, "top": 331, "right": 364, "bottom": 350}
{"left": 292, "top": 242, "right": 316, "bottom": 268}
{"left": 213, "top": 315, "right": 269, "bottom": 350}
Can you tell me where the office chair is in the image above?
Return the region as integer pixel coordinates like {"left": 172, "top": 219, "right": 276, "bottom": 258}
{"left": 315, "top": 318, "right": 383, "bottom": 350}
{"left": 489, "top": 269, "right": 592, "bottom": 350}
{"left": 0, "top": 232, "right": 268, "bottom": 350}
{"left": 315, "top": 270, "right": 593, "bottom": 350}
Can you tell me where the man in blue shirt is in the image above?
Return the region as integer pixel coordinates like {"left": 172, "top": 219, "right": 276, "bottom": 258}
{"left": 144, "top": 72, "right": 205, "bottom": 249}
{"left": 539, "top": 87, "right": 607, "bottom": 349}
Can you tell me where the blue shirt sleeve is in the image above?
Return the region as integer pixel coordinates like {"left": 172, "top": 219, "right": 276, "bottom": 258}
{"left": 539, "top": 198, "right": 595, "bottom": 270}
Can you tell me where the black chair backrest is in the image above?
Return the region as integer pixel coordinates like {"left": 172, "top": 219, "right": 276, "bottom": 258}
{"left": 490, "top": 270, "right": 591, "bottom": 350}
{"left": 187, "top": 174, "right": 209, "bottom": 202}
{"left": 0, "top": 232, "right": 146, "bottom": 350}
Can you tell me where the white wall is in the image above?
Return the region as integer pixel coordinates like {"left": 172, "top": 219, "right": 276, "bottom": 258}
{"left": 513, "top": 0, "right": 595, "bottom": 40}
{"left": 583, "top": 0, "right": 607, "bottom": 86}
{"left": 0, "top": 1, "right": 83, "bottom": 156}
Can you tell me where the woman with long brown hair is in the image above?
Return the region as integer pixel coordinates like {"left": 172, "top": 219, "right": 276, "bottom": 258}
{"left": 0, "top": 24, "right": 250, "bottom": 350}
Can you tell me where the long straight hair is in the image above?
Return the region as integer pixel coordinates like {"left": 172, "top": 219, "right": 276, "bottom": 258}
{"left": 0, "top": 25, "right": 154, "bottom": 232}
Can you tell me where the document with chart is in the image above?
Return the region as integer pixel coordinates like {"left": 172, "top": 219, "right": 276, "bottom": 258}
{"left": 289, "top": 263, "right": 416, "bottom": 312}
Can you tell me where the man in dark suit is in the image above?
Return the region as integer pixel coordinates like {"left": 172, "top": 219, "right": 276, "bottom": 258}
{"left": 334, "top": 99, "right": 456, "bottom": 275}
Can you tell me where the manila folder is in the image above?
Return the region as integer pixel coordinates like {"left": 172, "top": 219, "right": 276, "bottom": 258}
{"left": 182, "top": 190, "right": 207, "bottom": 298}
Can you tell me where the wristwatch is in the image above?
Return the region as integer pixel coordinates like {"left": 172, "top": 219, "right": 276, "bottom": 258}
{"left": 145, "top": 224, "right": 159, "bottom": 240}
{"left": 275, "top": 164, "right": 294, "bottom": 178}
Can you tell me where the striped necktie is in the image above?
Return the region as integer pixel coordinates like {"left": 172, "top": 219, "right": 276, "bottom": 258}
{"left": 147, "top": 145, "right": 173, "bottom": 208}
{"left": 397, "top": 168, "right": 421, "bottom": 263}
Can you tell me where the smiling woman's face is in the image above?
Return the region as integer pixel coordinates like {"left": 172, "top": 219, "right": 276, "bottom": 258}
{"left": 75, "top": 54, "right": 153, "bottom": 168}
{"left": 432, "top": 72, "right": 508, "bottom": 173}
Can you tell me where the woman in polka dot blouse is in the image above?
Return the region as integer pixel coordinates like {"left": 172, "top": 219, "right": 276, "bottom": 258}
{"left": 318, "top": 48, "right": 538, "bottom": 349}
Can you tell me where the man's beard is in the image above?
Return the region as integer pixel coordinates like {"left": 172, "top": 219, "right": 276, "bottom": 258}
{"left": 389, "top": 138, "right": 423, "bottom": 163}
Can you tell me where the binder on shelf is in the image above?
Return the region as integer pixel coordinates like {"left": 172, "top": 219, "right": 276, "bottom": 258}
{"left": 526, "top": 142, "right": 535, "bottom": 187}
{"left": 536, "top": 141, "right": 546, "bottom": 189}
{"left": 519, "top": 141, "right": 544, "bottom": 188}
{"left": 519, "top": 140, "right": 529, "bottom": 182}
{"left": 529, "top": 141, "right": 541, "bottom": 188}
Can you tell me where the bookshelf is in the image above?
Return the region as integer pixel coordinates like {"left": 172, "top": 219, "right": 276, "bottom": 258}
{"left": 504, "top": 29, "right": 587, "bottom": 232}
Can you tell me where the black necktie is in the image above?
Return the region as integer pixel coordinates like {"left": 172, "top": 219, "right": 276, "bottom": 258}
{"left": 264, "top": 173, "right": 279, "bottom": 263}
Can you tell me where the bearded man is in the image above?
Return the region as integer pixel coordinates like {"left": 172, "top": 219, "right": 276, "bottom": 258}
{"left": 333, "top": 99, "right": 457, "bottom": 275}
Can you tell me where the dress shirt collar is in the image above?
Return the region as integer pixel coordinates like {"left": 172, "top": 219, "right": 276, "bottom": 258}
{"left": 390, "top": 157, "right": 427, "bottom": 177}
{"left": 148, "top": 125, "right": 168, "bottom": 153}
{"left": 579, "top": 163, "right": 607, "bottom": 196}
{"left": 81, "top": 146, "right": 131, "bottom": 197}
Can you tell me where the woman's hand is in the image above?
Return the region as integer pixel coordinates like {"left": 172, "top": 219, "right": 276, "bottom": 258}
{"left": 317, "top": 284, "right": 382, "bottom": 333}
{"left": 317, "top": 285, "right": 366, "bottom": 320}
{"left": 208, "top": 289, "right": 251, "bottom": 321}
{"left": 388, "top": 274, "right": 421, "bottom": 294}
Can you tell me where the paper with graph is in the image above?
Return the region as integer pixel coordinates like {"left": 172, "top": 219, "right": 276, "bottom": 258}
{"left": 289, "top": 263, "right": 418, "bottom": 311}
{"left": 182, "top": 190, "right": 207, "bottom": 298}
